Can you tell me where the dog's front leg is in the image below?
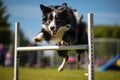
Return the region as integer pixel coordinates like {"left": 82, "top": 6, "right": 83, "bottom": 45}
{"left": 33, "top": 32, "right": 44, "bottom": 42}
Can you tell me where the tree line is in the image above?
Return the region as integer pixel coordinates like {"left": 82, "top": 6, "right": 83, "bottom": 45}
{"left": 94, "top": 25, "right": 120, "bottom": 38}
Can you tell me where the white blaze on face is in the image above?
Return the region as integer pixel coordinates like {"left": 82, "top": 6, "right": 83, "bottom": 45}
{"left": 48, "top": 12, "right": 56, "bottom": 31}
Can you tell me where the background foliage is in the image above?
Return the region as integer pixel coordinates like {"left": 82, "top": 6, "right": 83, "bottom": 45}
{"left": 94, "top": 25, "right": 120, "bottom": 38}
{"left": 0, "top": 0, "right": 11, "bottom": 45}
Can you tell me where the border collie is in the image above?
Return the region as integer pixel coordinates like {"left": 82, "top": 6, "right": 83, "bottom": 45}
{"left": 33, "top": 3, "right": 88, "bottom": 71}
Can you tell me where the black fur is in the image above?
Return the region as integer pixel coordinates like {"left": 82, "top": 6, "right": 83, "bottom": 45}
{"left": 34, "top": 3, "right": 87, "bottom": 63}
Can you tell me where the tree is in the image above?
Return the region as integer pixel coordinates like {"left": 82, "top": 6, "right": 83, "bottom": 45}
{"left": 94, "top": 25, "right": 120, "bottom": 38}
{"left": 0, "top": 0, "right": 11, "bottom": 45}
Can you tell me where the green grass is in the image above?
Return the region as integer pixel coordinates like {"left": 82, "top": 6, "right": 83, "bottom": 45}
{"left": 0, "top": 67, "right": 120, "bottom": 80}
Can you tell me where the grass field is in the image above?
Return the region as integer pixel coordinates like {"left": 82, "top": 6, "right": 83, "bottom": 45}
{"left": 0, "top": 67, "right": 120, "bottom": 80}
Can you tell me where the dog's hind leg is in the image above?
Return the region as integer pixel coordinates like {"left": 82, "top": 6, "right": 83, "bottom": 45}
{"left": 58, "top": 57, "right": 68, "bottom": 72}
{"left": 76, "top": 50, "right": 86, "bottom": 69}
{"left": 76, "top": 53, "right": 81, "bottom": 69}
{"left": 57, "top": 50, "right": 68, "bottom": 72}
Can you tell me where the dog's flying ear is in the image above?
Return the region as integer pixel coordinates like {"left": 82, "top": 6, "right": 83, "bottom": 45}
{"left": 57, "top": 3, "right": 68, "bottom": 12}
{"left": 40, "top": 4, "right": 52, "bottom": 14}
{"left": 61, "top": 3, "right": 68, "bottom": 7}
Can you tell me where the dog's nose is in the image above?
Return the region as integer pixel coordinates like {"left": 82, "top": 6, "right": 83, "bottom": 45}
{"left": 50, "top": 26, "right": 55, "bottom": 31}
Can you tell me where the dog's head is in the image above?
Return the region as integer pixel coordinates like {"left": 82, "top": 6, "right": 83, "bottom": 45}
{"left": 40, "top": 3, "right": 72, "bottom": 36}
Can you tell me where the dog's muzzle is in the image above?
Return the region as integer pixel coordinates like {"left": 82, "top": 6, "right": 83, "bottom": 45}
{"left": 49, "top": 26, "right": 56, "bottom": 36}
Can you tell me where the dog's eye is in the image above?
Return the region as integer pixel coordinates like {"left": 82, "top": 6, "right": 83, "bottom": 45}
{"left": 49, "top": 14, "right": 53, "bottom": 20}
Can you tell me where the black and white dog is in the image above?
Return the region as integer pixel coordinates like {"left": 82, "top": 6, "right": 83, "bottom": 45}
{"left": 33, "top": 3, "right": 88, "bottom": 71}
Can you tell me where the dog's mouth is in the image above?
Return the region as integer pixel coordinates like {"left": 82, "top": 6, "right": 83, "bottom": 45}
{"left": 50, "top": 30, "right": 56, "bottom": 36}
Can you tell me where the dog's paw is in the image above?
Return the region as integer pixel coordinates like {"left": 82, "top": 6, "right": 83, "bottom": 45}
{"left": 60, "top": 40, "right": 69, "bottom": 46}
{"left": 33, "top": 37, "right": 41, "bottom": 42}
{"left": 58, "top": 66, "right": 64, "bottom": 72}
{"left": 33, "top": 32, "right": 44, "bottom": 42}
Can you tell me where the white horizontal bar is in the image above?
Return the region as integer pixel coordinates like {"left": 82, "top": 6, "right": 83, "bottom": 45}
{"left": 17, "top": 44, "right": 88, "bottom": 52}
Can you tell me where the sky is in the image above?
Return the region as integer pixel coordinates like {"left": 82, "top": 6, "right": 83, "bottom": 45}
{"left": 3, "top": 0, "right": 120, "bottom": 43}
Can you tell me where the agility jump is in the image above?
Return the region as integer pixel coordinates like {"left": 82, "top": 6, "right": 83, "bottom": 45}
{"left": 14, "top": 13, "right": 94, "bottom": 80}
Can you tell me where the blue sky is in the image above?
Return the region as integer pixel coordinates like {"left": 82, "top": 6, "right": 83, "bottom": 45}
{"left": 3, "top": 0, "right": 120, "bottom": 43}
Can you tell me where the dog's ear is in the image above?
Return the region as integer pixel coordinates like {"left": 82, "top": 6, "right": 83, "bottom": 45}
{"left": 57, "top": 3, "right": 68, "bottom": 12}
{"left": 61, "top": 3, "right": 68, "bottom": 7}
{"left": 40, "top": 4, "right": 52, "bottom": 14}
